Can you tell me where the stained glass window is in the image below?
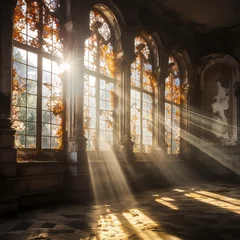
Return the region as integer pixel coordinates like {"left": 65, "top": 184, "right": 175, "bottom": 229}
{"left": 84, "top": 11, "right": 116, "bottom": 151}
{"left": 12, "top": 0, "right": 63, "bottom": 150}
{"left": 165, "top": 56, "right": 181, "bottom": 154}
{"left": 130, "top": 36, "right": 154, "bottom": 153}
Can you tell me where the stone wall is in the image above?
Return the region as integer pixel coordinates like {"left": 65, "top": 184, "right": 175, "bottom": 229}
{"left": 17, "top": 162, "right": 65, "bottom": 207}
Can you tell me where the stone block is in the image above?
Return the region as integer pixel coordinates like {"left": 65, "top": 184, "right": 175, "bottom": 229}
{"left": 19, "top": 192, "right": 63, "bottom": 207}
{"left": 0, "top": 148, "right": 16, "bottom": 164}
{"left": 17, "top": 162, "right": 65, "bottom": 177}
{"left": 0, "top": 164, "right": 16, "bottom": 177}
{"left": 0, "top": 179, "right": 17, "bottom": 201}
{"left": 0, "top": 129, "right": 15, "bottom": 148}
{"left": 18, "top": 176, "right": 63, "bottom": 196}
{"left": 65, "top": 174, "right": 91, "bottom": 190}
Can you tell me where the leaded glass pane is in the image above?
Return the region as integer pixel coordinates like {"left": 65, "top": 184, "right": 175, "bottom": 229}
{"left": 131, "top": 36, "right": 154, "bottom": 153}
{"left": 100, "top": 43, "right": 115, "bottom": 78}
{"left": 13, "top": 0, "right": 39, "bottom": 47}
{"left": 84, "top": 10, "right": 115, "bottom": 152}
{"left": 165, "top": 103, "right": 172, "bottom": 154}
{"left": 12, "top": 48, "right": 37, "bottom": 149}
{"left": 43, "top": 0, "right": 59, "bottom": 12}
{"left": 165, "top": 56, "right": 181, "bottom": 154}
{"left": 13, "top": 0, "right": 63, "bottom": 151}
{"left": 42, "top": 8, "right": 63, "bottom": 57}
{"left": 131, "top": 56, "right": 141, "bottom": 88}
{"left": 84, "top": 35, "right": 98, "bottom": 72}
{"left": 41, "top": 58, "right": 63, "bottom": 149}
{"left": 84, "top": 74, "right": 97, "bottom": 151}
{"left": 90, "top": 11, "right": 111, "bottom": 41}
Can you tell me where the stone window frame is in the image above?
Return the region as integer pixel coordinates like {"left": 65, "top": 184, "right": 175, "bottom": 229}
{"left": 12, "top": 0, "right": 64, "bottom": 161}
{"left": 130, "top": 34, "right": 158, "bottom": 154}
{"left": 83, "top": 4, "right": 124, "bottom": 159}
{"left": 164, "top": 50, "right": 190, "bottom": 156}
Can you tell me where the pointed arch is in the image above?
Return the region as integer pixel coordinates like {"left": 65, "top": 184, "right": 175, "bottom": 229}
{"left": 130, "top": 33, "right": 159, "bottom": 153}
{"left": 198, "top": 54, "right": 239, "bottom": 144}
{"left": 164, "top": 49, "right": 190, "bottom": 154}
{"left": 83, "top": 5, "right": 122, "bottom": 151}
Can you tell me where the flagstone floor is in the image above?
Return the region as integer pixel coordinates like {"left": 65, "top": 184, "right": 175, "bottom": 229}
{"left": 0, "top": 182, "right": 240, "bottom": 240}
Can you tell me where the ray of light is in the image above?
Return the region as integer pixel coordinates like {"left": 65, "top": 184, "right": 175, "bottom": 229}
{"left": 87, "top": 143, "right": 135, "bottom": 205}
{"left": 149, "top": 149, "right": 200, "bottom": 186}
{"left": 180, "top": 129, "right": 240, "bottom": 175}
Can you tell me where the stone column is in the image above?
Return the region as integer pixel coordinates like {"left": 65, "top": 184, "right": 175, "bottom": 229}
{"left": 64, "top": 21, "right": 92, "bottom": 201}
{"left": 154, "top": 47, "right": 169, "bottom": 153}
{"left": 118, "top": 35, "right": 135, "bottom": 162}
{"left": 0, "top": 0, "right": 18, "bottom": 214}
{"left": 180, "top": 62, "right": 193, "bottom": 158}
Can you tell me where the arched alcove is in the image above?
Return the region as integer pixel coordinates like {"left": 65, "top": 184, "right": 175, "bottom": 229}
{"left": 199, "top": 54, "right": 239, "bottom": 145}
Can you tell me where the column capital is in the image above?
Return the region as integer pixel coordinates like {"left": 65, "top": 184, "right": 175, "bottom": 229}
{"left": 64, "top": 20, "right": 90, "bottom": 49}
{"left": 68, "top": 135, "right": 87, "bottom": 152}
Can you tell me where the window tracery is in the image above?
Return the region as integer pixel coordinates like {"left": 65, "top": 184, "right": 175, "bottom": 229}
{"left": 12, "top": 0, "right": 63, "bottom": 150}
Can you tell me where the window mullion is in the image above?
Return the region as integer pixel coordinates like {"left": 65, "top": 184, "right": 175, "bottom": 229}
{"left": 36, "top": 2, "right": 43, "bottom": 151}
{"left": 96, "top": 37, "right": 100, "bottom": 152}
{"left": 152, "top": 90, "right": 155, "bottom": 148}
{"left": 140, "top": 57, "right": 143, "bottom": 153}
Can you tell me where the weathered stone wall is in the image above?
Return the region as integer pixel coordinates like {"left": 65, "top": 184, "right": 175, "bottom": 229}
{"left": 17, "top": 162, "right": 65, "bottom": 207}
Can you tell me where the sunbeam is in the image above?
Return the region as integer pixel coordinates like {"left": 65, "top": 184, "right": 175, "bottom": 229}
{"left": 180, "top": 129, "right": 240, "bottom": 175}
{"left": 87, "top": 145, "right": 135, "bottom": 205}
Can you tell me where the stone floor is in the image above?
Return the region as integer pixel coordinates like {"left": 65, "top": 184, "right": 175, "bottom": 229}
{"left": 0, "top": 183, "right": 240, "bottom": 240}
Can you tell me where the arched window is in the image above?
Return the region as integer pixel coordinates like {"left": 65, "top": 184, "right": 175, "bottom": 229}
{"left": 12, "top": 0, "right": 63, "bottom": 150}
{"left": 165, "top": 56, "right": 181, "bottom": 154}
{"left": 84, "top": 10, "right": 116, "bottom": 151}
{"left": 130, "top": 36, "right": 155, "bottom": 153}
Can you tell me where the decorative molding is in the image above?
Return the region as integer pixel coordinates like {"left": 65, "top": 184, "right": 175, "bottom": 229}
{"left": 68, "top": 135, "right": 87, "bottom": 152}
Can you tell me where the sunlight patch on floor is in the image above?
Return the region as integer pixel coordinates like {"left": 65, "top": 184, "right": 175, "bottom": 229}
{"left": 185, "top": 192, "right": 240, "bottom": 214}
{"left": 155, "top": 198, "right": 179, "bottom": 210}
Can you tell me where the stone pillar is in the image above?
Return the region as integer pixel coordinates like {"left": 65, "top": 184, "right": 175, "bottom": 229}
{"left": 0, "top": 0, "right": 18, "bottom": 214}
{"left": 154, "top": 47, "right": 169, "bottom": 153}
{"left": 64, "top": 21, "right": 92, "bottom": 202}
{"left": 118, "top": 35, "right": 135, "bottom": 162}
{"left": 180, "top": 62, "right": 193, "bottom": 158}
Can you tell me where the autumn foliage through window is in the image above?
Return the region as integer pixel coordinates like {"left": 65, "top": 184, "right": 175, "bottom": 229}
{"left": 165, "top": 56, "right": 181, "bottom": 154}
{"left": 84, "top": 10, "right": 116, "bottom": 151}
{"left": 131, "top": 36, "right": 155, "bottom": 153}
{"left": 12, "top": 0, "right": 64, "bottom": 150}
